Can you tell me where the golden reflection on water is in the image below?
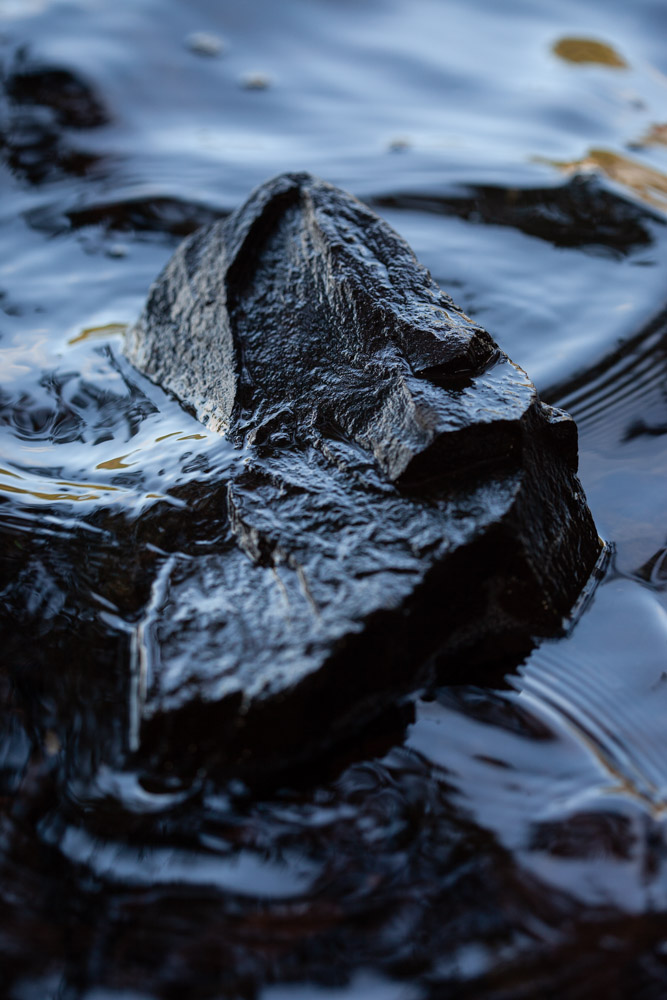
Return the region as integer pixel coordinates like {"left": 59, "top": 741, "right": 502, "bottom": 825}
{"left": 68, "top": 322, "right": 128, "bottom": 346}
{"left": 0, "top": 465, "right": 101, "bottom": 501}
{"left": 0, "top": 475, "right": 166, "bottom": 503}
{"left": 0, "top": 420, "right": 211, "bottom": 505}
{"left": 56, "top": 480, "right": 121, "bottom": 491}
{"left": 0, "top": 482, "right": 101, "bottom": 501}
{"left": 552, "top": 37, "right": 627, "bottom": 68}
{"left": 544, "top": 148, "right": 667, "bottom": 213}
{"left": 154, "top": 431, "right": 208, "bottom": 442}
{"left": 0, "top": 407, "right": 213, "bottom": 503}
{"left": 95, "top": 452, "right": 137, "bottom": 471}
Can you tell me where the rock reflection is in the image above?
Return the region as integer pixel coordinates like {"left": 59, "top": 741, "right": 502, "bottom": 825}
{"left": 409, "top": 577, "right": 667, "bottom": 923}
{"left": 0, "top": 716, "right": 576, "bottom": 998}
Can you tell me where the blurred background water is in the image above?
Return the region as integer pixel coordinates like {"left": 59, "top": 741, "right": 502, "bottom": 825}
{"left": 1, "top": 1, "right": 667, "bottom": 997}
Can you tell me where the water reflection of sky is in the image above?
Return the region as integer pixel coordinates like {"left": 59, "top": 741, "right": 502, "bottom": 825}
{"left": 2, "top": 1, "right": 667, "bottom": 998}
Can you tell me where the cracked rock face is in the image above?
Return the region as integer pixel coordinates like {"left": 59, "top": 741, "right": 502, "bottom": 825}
{"left": 126, "top": 172, "right": 601, "bottom": 775}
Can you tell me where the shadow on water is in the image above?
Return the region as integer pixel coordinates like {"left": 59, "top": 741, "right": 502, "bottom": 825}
{"left": 2, "top": 0, "right": 667, "bottom": 997}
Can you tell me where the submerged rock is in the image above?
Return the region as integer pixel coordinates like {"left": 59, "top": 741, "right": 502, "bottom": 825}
{"left": 125, "top": 172, "right": 601, "bottom": 775}
{"left": 1, "top": 59, "right": 107, "bottom": 185}
{"left": 371, "top": 174, "right": 662, "bottom": 255}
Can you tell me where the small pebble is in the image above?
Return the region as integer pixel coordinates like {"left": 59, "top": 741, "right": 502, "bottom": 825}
{"left": 186, "top": 31, "right": 226, "bottom": 58}
{"left": 106, "top": 243, "right": 128, "bottom": 259}
{"left": 240, "top": 72, "right": 271, "bottom": 91}
{"left": 44, "top": 730, "right": 61, "bottom": 756}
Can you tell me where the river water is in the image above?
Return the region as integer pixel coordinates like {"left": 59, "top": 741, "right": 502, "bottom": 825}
{"left": 1, "top": 0, "right": 667, "bottom": 997}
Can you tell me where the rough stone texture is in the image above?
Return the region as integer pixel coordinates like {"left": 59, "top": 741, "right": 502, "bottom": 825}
{"left": 126, "top": 172, "right": 601, "bottom": 775}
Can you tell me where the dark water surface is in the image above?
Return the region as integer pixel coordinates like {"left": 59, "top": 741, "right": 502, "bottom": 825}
{"left": 1, "top": 0, "right": 667, "bottom": 997}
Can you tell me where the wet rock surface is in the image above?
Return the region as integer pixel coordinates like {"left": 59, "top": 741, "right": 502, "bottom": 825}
{"left": 125, "top": 172, "right": 601, "bottom": 776}
{"left": 3, "top": 2, "right": 667, "bottom": 997}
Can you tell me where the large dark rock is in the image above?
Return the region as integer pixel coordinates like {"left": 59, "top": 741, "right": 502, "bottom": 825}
{"left": 125, "top": 172, "right": 601, "bottom": 775}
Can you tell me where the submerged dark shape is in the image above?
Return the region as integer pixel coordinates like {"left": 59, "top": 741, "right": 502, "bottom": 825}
{"left": 125, "top": 172, "right": 600, "bottom": 775}
{"left": 26, "top": 195, "right": 227, "bottom": 239}
{"left": 5, "top": 64, "right": 108, "bottom": 129}
{"left": 1, "top": 58, "right": 108, "bottom": 185}
{"left": 372, "top": 173, "right": 662, "bottom": 255}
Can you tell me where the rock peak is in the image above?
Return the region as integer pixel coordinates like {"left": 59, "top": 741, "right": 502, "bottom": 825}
{"left": 124, "top": 173, "right": 601, "bottom": 777}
